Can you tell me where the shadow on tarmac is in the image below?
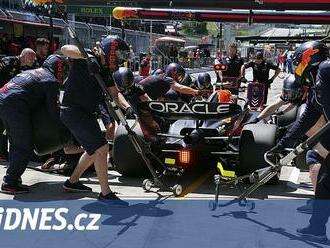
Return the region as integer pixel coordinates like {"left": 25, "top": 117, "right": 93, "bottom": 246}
{"left": 13, "top": 181, "right": 99, "bottom": 202}
{"left": 212, "top": 210, "right": 330, "bottom": 247}
{"left": 81, "top": 195, "right": 173, "bottom": 241}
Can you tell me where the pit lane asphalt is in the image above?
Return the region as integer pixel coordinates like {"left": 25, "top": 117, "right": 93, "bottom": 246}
{"left": 0, "top": 69, "right": 312, "bottom": 201}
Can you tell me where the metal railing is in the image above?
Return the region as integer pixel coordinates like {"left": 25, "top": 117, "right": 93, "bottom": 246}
{"left": 0, "top": 8, "right": 199, "bottom": 55}
{"left": 0, "top": 8, "right": 216, "bottom": 70}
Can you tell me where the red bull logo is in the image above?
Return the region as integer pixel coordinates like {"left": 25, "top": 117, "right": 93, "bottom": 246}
{"left": 32, "top": 0, "right": 63, "bottom": 4}
{"left": 295, "top": 48, "right": 319, "bottom": 76}
{"left": 113, "top": 7, "right": 138, "bottom": 20}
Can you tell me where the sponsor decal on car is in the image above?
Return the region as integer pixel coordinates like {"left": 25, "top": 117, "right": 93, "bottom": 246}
{"left": 148, "top": 102, "right": 230, "bottom": 115}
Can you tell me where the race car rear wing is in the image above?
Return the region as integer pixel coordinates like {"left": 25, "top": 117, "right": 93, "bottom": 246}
{"left": 138, "top": 101, "right": 242, "bottom": 120}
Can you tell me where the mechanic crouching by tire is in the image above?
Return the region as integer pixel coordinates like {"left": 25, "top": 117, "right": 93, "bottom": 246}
{"left": 269, "top": 41, "right": 330, "bottom": 242}
{"left": 60, "top": 36, "right": 131, "bottom": 206}
{"left": 249, "top": 74, "right": 307, "bottom": 123}
{"left": 113, "top": 67, "right": 158, "bottom": 137}
{"left": 0, "top": 54, "right": 67, "bottom": 194}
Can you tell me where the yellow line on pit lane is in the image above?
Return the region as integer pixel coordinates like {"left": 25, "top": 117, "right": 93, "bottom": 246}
{"left": 180, "top": 171, "right": 214, "bottom": 198}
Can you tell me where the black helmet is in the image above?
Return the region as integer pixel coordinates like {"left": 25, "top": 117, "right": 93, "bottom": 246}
{"left": 42, "top": 54, "right": 69, "bottom": 84}
{"left": 112, "top": 67, "right": 134, "bottom": 95}
{"left": 197, "top": 72, "right": 212, "bottom": 90}
{"left": 164, "top": 63, "right": 186, "bottom": 83}
{"left": 152, "top": 68, "right": 164, "bottom": 76}
{"left": 182, "top": 73, "right": 193, "bottom": 87}
{"left": 101, "top": 35, "right": 130, "bottom": 70}
{"left": 292, "top": 41, "right": 329, "bottom": 79}
{"left": 281, "top": 74, "right": 304, "bottom": 103}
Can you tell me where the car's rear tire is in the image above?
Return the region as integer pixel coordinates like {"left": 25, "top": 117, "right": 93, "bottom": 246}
{"left": 32, "top": 106, "right": 72, "bottom": 156}
{"left": 113, "top": 120, "right": 149, "bottom": 176}
{"left": 238, "top": 123, "right": 279, "bottom": 184}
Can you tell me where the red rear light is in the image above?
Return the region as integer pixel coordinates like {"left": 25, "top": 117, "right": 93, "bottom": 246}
{"left": 179, "top": 149, "right": 191, "bottom": 164}
{"left": 214, "top": 64, "right": 227, "bottom": 71}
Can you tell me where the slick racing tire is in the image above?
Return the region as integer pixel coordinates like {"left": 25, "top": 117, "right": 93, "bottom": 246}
{"left": 238, "top": 123, "right": 279, "bottom": 184}
{"left": 113, "top": 120, "right": 149, "bottom": 176}
{"left": 32, "top": 106, "right": 72, "bottom": 156}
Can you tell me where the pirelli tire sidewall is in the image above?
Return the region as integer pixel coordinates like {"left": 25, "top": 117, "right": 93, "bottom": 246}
{"left": 238, "top": 123, "right": 279, "bottom": 184}
{"left": 113, "top": 120, "right": 149, "bottom": 176}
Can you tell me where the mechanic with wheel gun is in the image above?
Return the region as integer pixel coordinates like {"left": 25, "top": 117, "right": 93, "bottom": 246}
{"left": 269, "top": 41, "right": 330, "bottom": 242}
{"left": 60, "top": 36, "right": 132, "bottom": 206}
{"left": 0, "top": 54, "right": 68, "bottom": 194}
{"left": 240, "top": 51, "right": 280, "bottom": 104}
{"left": 248, "top": 74, "right": 326, "bottom": 215}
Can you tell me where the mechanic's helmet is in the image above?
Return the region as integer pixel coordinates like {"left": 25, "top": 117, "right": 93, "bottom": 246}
{"left": 197, "top": 72, "right": 212, "bottom": 90}
{"left": 101, "top": 35, "right": 130, "bottom": 69}
{"left": 152, "top": 68, "right": 164, "bottom": 76}
{"left": 112, "top": 67, "right": 134, "bottom": 95}
{"left": 164, "top": 63, "right": 186, "bottom": 83}
{"left": 292, "top": 41, "right": 329, "bottom": 80}
{"left": 181, "top": 73, "right": 193, "bottom": 87}
{"left": 281, "top": 74, "right": 304, "bottom": 103}
{"left": 42, "top": 54, "right": 69, "bottom": 84}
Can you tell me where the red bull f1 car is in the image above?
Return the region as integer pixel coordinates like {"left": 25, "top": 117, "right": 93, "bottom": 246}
{"left": 113, "top": 87, "right": 279, "bottom": 196}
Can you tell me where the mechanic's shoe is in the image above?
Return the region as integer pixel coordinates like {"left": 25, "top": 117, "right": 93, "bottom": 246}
{"left": 63, "top": 179, "right": 92, "bottom": 192}
{"left": 297, "top": 225, "right": 328, "bottom": 242}
{"left": 98, "top": 192, "right": 129, "bottom": 207}
{"left": 1, "top": 183, "right": 29, "bottom": 195}
{"left": 297, "top": 199, "right": 314, "bottom": 214}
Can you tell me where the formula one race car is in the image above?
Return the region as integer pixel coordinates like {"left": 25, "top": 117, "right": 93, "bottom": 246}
{"left": 113, "top": 87, "right": 280, "bottom": 193}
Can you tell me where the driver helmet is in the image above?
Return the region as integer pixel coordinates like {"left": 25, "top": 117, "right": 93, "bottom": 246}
{"left": 217, "top": 89, "right": 232, "bottom": 103}
{"left": 101, "top": 35, "right": 130, "bottom": 70}
{"left": 281, "top": 74, "right": 304, "bottom": 103}
{"left": 197, "top": 72, "right": 212, "bottom": 90}
{"left": 112, "top": 67, "right": 134, "bottom": 95}
{"left": 42, "top": 54, "right": 69, "bottom": 84}
{"left": 164, "top": 63, "right": 186, "bottom": 83}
